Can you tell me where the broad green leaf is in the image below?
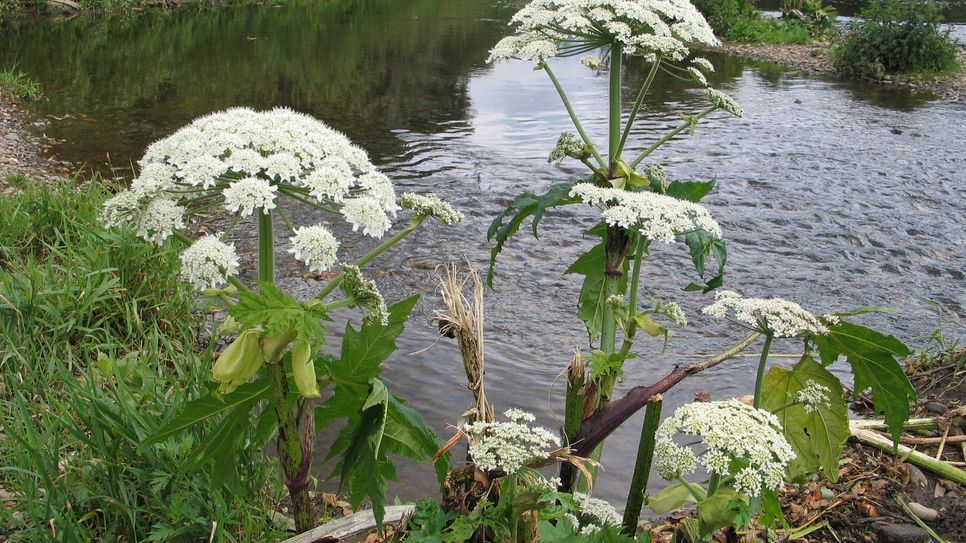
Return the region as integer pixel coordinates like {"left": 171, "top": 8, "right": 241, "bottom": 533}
{"left": 648, "top": 481, "right": 705, "bottom": 514}
{"left": 664, "top": 179, "right": 716, "bottom": 202}
{"left": 588, "top": 351, "right": 630, "bottom": 383}
{"left": 697, "top": 487, "right": 745, "bottom": 533}
{"left": 761, "top": 356, "right": 848, "bottom": 481}
{"left": 384, "top": 395, "right": 451, "bottom": 483}
{"left": 486, "top": 182, "right": 579, "bottom": 288}
{"left": 140, "top": 380, "right": 270, "bottom": 450}
{"left": 316, "top": 296, "right": 419, "bottom": 430}
{"left": 684, "top": 229, "right": 727, "bottom": 278}
{"left": 586, "top": 526, "right": 637, "bottom": 543}
{"left": 537, "top": 518, "right": 583, "bottom": 543}
{"left": 814, "top": 321, "right": 914, "bottom": 442}
{"left": 633, "top": 314, "right": 667, "bottom": 337}
{"left": 406, "top": 500, "right": 457, "bottom": 543}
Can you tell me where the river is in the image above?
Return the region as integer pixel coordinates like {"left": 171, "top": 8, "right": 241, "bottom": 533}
{"left": 1, "top": 0, "right": 964, "bottom": 506}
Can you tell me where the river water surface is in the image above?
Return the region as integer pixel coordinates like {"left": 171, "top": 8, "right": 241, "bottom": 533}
{"left": 1, "top": 0, "right": 964, "bottom": 506}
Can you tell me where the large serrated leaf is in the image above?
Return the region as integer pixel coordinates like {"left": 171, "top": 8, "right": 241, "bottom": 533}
{"left": 139, "top": 380, "right": 270, "bottom": 450}
{"left": 664, "top": 179, "right": 716, "bottom": 202}
{"left": 229, "top": 281, "right": 328, "bottom": 340}
{"left": 814, "top": 321, "right": 914, "bottom": 443}
{"left": 761, "top": 356, "right": 848, "bottom": 481}
{"left": 486, "top": 182, "right": 579, "bottom": 288}
{"left": 565, "top": 240, "right": 628, "bottom": 345}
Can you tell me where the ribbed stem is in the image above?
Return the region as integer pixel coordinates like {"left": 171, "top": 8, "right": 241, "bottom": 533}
{"left": 608, "top": 42, "right": 623, "bottom": 168}
{"left": 543, "top": 62, "right": 606, "bottom": 168}
{"left": 621, "top": 395, "right": 663, "bottom": 536}
{"left": 753, "top": 333, "right": 775, "bottom": 409}
{"left": 615, "top": 58, "right": 661, "bottom": 160}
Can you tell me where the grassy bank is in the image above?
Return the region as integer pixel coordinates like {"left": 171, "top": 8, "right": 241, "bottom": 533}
{"left": 0, "top": 68, "right": 40, "bottom": 102}
{"left": 0, "top": 179, "right": 284, "bottom": 542}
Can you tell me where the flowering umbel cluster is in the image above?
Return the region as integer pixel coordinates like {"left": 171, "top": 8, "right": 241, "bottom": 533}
{"left": 702, "top": 291, "right": 829, "bottom": 337}
{"left": 99, "top": 108, "right": 461, "bottom": 291}
{"left": 463, "top": 409, "right": 561, "bottom": 474}
{"left": 487, "top": 0, "right": 718, "bottom": 63}
{"left": 655, "top": 400, "right": 795, "bottom": 497}
{"left": 570, "top": 183, "right": 722, "bottom": 243}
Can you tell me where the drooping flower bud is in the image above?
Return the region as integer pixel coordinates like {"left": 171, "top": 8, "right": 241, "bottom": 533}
{"left": 212, "top": 328, "right": 265, "bottom": 394}
{"left": 291, "top": 339, "right": 320, "bottom": 398}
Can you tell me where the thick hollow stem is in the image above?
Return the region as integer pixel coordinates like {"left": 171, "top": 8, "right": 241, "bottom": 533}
{"left": 753, "top": 333, "right": 775, "bottom": 409}
{"left": 618, "top": 236, "right": 647, "bottom": 359}
{"left": 542, "top": 62, "right": 606, "bottom": 168}
{"left": 608, "top": 42, "right": 623, "bottom": 169}
{"left": 259, "top": 212, "right": 315, "bottom": 532}
{"left": 621, "top": 395, "right": 663, "bottom": 536}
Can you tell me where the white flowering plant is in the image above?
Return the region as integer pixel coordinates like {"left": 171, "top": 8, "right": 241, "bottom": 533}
{"left": 481, "top": 0, "right": 917, "bottom": 539}
{"left": 407, "top": 409, "right": 633, "bottom": 542}
{"left": 113, "top": 108, "right": 463, "bottom": 532}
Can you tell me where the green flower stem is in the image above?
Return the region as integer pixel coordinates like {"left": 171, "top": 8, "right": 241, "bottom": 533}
{"left": 621, "top": 394, "right": 663, "bottom": 536}
{"left": 314, "top": 214, "right": 425, "bottom": 301}
{"left": 564, "top": 363, "right": 586, "bottom": 444}
{"left": 615, "top": 57, "right": 661, "bottom": 162}
{"left": 322, "top": 298, "right": 355, "bottom": 311}
{"left": 542, "top": 61, "right": 606, "bottom": 168}
{"left": 258, "top": 212, "right": 314, "bottom": 533}
{"left": 706, "top": 473, "right": 721, "bottom": 497}
{"left": 629, "top": 105, "right": 716, "bottom": 168}
{"left": 608, "top": 42, "right": 623, "bottom": 169}
{"left": 753, "top": 333, "right": 775, "bottom": 409}
{"left": 600, "top": 276, "right": 620, "bottom": 356}
{"left": 618, "top": 236, "right": 647, "bottom": 359}
{"left": 278, "top": 187, "right": 341, "bottom": 214}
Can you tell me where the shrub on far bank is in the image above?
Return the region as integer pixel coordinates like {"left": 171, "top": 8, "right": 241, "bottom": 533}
{"left": 833, "top": 0, "right": 960, "bottom": 79}
{"left": 692, "top": 0, "right": 822, "bottom": 45}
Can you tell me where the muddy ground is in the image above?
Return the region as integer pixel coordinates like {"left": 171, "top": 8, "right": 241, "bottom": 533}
{"left": 0, "top": 96, "right": 71, "bottom": 191}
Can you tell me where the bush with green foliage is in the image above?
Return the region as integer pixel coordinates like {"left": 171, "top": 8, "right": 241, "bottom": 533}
{"left": 833, "top": 0, "right": 960, "bottom": 79}
{"left": 691, "top": 0, "right": 817, "bottom": 44}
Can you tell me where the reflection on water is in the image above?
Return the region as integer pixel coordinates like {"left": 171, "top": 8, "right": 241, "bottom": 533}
{"left": 2, "top": 0, "right": 965, "bottom": 507}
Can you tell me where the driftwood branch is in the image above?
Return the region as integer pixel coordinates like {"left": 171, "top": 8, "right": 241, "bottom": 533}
{"left": 570, "top": 332, "right": 760, "bottom": 458}
{"left": 850, "top": 422, "right": 966, "bottom": 485}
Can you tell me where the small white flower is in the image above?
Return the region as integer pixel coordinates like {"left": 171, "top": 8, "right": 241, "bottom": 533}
{"left": 573, "top": 492, "right": 621, "bottom": 527}
{"left": 131, "top": 162, "right": 177, "bottom": 196}
{"left": 339, "top": 264, "right": 388, "bottom": 326}
{"left": 100, "top": 190, "right": 142, "bottom": 229}
{"left": 464, "top": 409, "right": 560, "bottom": 474}
{"left": 342, "top": 197, "right": 392, "bottom": 238}
{"left": 796, "top": 380, "right": 832, "bottom": 413}
{"left": 687, "top": 66, "right": 708, "bottom": 86}
{"left": 400, "top": 193, "right": 464, "bottom": 225}
{"left": 135, "top": 197, "right": 186, "bottom": 245}
{"left": 222, "top": 177, "right": 278, "bottom": 217}
{"left": 301, "top": 156, "right": 354, "bottom": 202}
{"left": 177, "top": 155, "right": 227, "bottom": 188}
{"left": 263, "top": 151, "right": 302, "bottom": 182}
{"left": 706, "top": 88, "right": 743, "bottom": 117}
{"left": 702, "top": 290, "right": 828, "bottom": 337}
{"left": 580, "top": 55, "right": 606, "bottom": 71}
{"left": 663, "top": 301, "right": 688, "bottom": 327}
{"left": 691, "top": 57, "right": 715, "bottom": 73}
{"left": 179, "top": 236, "right": 239, "bottom": 291}
{"left": 654, "top": 400, "right": 795, "bottom": 498}
{"left": 289, "top": 225, "right": 339, "bottom": 273}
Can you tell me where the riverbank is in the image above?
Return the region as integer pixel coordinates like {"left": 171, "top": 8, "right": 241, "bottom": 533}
{"left": 0, "top": 96, "right": 70, "bottom": 192}
{"left": 715, "top": 40, "right": 966, "bottom": 103}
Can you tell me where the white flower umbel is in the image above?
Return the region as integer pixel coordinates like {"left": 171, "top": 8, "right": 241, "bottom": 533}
{"left": 573, "top": 492, "right": 621, "bottom": 528}
{"left": 463, "top": 408, "right": 561, "bottom": 474}
{"left": 400, "top": 193, "right": 464, "bottom": 225}
{"left": 702, "top": 290, "right": 829, "bottom": 337}
{"left": 581, "top": 55, "right": 607, "bottom": 71}
{"left": 289, "top": 225, "right": 339, "bottom": 273}
{"left": 655, "top": 399, "right": 795, "bottom": 497}
{"left": 691, "top": 57, "right": 715, "bottom": 73}
{"left": 222, "top": 177, "right": 279, "bottom": 217}
{"left": 570, "top": 183, "right": 722, "bottom": 243}
{"left": 662, "top": 301, "right": 688, "bottom": 327}
{"left": 135, "top": 197, "right": 186, "bottom": 245}
{"left": 796, "top": 380, "right": 832, "bottom": 413}
{"left": 342, "top": 197, "right": 393, "bottom": 238}
{"left": 487, "top": 0, "right": 718, "bottom": 64}
{"left": 339, "top": 264, "right": 389, "bottom": 326}
{"left": 179, "top": 236, "right": 240, "bottom": 291}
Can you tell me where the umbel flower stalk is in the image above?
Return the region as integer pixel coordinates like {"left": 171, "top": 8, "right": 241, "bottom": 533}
{"left": 101, "top": 107, "right": 462, "bottom": 532}
{"left": 488, "top": 0, "right": 741, "bottom": 492}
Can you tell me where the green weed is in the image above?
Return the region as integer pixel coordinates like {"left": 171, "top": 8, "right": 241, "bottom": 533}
{"left": 0, "top": 67, "right": 41, "bottom": 102}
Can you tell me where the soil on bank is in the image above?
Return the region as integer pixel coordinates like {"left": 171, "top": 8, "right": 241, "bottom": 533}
{"left": 714, "top": 41, "right": 966, "bottom": 104}
{"left": 0, "top": 96, "right": 71, "bottom": 191}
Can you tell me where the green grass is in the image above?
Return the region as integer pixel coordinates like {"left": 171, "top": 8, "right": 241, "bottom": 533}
{"left": 0, "top": 181, "right": 286, "bottom": 542}
{"left": 726, "top": 17, "right": 814, "bottom": 44}
{"left": 0, "top": 67, "right": 41, "bottom": 102}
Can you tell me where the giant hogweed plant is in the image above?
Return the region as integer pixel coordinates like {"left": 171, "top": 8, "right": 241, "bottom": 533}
{"left": 483, "top": 0, "right": 916, "bottom": 538}
{"left": 100, "top": 107, "right": 460, "bottom": 532}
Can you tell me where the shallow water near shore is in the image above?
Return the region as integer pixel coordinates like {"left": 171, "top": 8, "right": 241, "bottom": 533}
{"left": 2, "top": 0, "right": 964, "bottom": 506}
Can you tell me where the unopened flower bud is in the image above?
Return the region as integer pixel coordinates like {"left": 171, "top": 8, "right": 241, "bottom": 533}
{"left": 291, "top": 340, "right": 320, "bottom": 398}
{"left": 212, "top": 329, "right": 265, "bottom": 394}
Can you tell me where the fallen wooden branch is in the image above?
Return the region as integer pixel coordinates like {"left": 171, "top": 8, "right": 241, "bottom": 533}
{"left": 849, "top": 422, "right": 966, "bottom": 485}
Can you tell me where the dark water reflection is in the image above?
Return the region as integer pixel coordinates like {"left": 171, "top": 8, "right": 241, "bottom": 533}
{"left": 2, "top": 0, "right": 965, "bottom": 507}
